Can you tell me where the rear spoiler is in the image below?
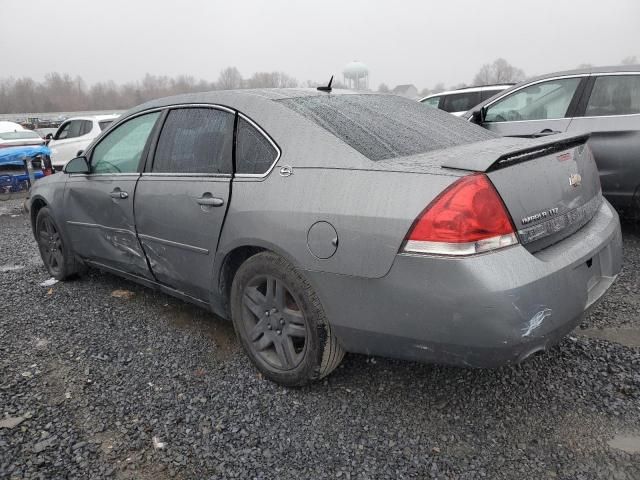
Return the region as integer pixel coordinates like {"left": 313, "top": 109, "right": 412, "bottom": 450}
{"left": 441, "top": 133, "right": 590, "bottom": 173}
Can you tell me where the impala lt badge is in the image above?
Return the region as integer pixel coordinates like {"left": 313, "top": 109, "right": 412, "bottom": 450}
{"left": 522, "top": 207, "right": 560, "bottom": 225}
{"left": 569, "top": 173, "right": 582, "bottom": 188}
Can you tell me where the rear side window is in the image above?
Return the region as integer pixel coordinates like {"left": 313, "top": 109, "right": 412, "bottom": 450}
{"left": 278, "top": 94, "right": 494, "bottom": 161}
{"left": 585, "top": 75, "right": 640, "bottom": 117}
{"left": 80, "top": 120, "right": 93, "bottom": 136}
{"left": 481, "top": 89, "right": 503, "bottom": 101}
{"left": 99, "top": 120, "right": 113, "bottom": 131}
{"left": 421, "top": 96, "right": 440, "bottom": 108}
{"left": 235, "top": 117, "right": 279, "bottom": 175}
{"left": 153, "top": 108, "right": 234, "bottom": 174}
{"left": 441, "top": 92, "right": 481, "bottom": 113}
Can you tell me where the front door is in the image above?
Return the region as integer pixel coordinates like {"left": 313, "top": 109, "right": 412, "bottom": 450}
{"left": 481, "top": 76, "right": 586, "bottom": 137}
{"left": 62, "top": 111, "right": 161, "bottom": 278}
{"left": 134, "top": 107, "right": 235, "bottom": 301}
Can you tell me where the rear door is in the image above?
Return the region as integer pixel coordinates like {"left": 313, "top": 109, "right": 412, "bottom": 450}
{"left": 481, "top": 76, "right": 587, "bottom": 137}
{"left": 568, "top": 73, "right": 640, "bottom": 208}
{"left": 134, "top": 106, "right": 235, "bottom": 301}
{"left": 63, "top": 111, "right": 161, "bottom": 278}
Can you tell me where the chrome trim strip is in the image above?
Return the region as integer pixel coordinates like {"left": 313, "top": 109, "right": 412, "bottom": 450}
{"left": 575, "top": 112, "right": 640, "bottom": 120}
{"left": 591, "top": 71, "right": 640, "bottom": 77}
{"left": 166, "top": 103, "right": 235, "bottom": 114}
{"left": 66, "top": 221, "right": 136, "bottom": 235}
{"left": 140, "top": 172, "right": 232, "bottom": 178}
{"left": 234, "top": 112, "right": 282, "bottom": 179}
{"left": 137, "top": 233, "right": 209, "bottom": 255}
{"left": 68, "top": 173, "right": 141, "bottom": 177}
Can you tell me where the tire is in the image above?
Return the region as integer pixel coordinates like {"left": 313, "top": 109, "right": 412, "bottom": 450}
{"left": 35, "top": 206, "right": 82, "bottom": 280}
{"left": 230, "top": 251, "right": 344, "bottom": 386}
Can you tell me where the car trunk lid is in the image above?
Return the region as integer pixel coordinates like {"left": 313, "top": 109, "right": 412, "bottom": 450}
{"left": 442, "top": 133, "right": 601, "bottom": 252}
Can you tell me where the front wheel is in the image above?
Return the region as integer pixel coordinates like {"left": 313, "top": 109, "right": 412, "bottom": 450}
{"left": 230, "top": 251, "right": 344, "bottom": 386}
{"left": 35, "top": 206, "right": 82, "bottom": 280}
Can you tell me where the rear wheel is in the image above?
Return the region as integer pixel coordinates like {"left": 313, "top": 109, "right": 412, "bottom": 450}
{"left": 230, "top": 251, "right": 344, "bottom": 386}
{"left": 35, "top": 207, "right": 82, "bottom": 280}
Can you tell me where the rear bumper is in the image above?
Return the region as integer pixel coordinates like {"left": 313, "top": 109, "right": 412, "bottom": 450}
{"left": 307, "top": 200, "right": 623, "bottom": 368}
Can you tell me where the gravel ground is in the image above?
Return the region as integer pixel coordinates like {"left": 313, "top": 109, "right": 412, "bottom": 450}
{"left": 1, "top": 197, "right": 639, "bottom": 479}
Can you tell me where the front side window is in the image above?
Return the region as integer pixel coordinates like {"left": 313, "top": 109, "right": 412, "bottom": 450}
{"left": 91, "top": 112, "right": 160, "bottom": 174}
{"left": 485, "top": 77, "right": 581, "bottom": 122}
{"left": 441, "top": 92, "right": 481, "bottom": 113}
{"left": 421, "top": 96, "right": 440, "bottom": 108}
{"left": 235, "top": 117, "right": 278, "bottom": 175}
{"left": 585, "top": 75, "right": 640, "bottom": 117}
{"left": 54, "top": 120, "right": 85, "bottom": 140}
{"left": 152, "top": 108, "right": 234, "bottom": 174}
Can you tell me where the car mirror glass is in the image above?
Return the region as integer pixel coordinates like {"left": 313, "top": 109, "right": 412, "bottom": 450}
{"left": 63, "top": 156, "right": 90, "bottom": 174}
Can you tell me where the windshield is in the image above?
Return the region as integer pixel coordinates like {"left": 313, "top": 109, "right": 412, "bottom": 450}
{"left": 279, "top": 94, "right": 495, "bottom": 161}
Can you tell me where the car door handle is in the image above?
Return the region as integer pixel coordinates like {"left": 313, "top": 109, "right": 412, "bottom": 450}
{"left": 110, "top": 189, "right": 128, "bottom": 199}
{"left": 196, "top": 196, "right": 224, "bottom": 207}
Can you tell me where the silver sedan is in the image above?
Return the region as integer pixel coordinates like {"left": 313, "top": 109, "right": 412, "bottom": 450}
{"left": 29, "top": 89, "right": 622, "bottom": 385}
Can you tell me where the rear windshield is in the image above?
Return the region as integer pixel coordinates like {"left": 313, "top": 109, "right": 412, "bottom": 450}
{"left": 0, "top": 131, "right": 41, "bottom": 140}
{"left": 278, "top": 94, "right": 495, "bottom": 161}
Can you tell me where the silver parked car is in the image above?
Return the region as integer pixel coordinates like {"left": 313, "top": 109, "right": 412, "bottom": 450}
{"left": 29, "top": 89, "right": 622, "bottom": 385}
{"left": 465, "top": 65, "right": 640, "bottom": 212}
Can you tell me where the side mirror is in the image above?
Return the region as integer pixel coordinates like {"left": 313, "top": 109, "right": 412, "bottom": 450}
{"left": 470, "top": 107, "right": 487, "bottom": 125}
{"left": 45, "top": 133, "right": 53, "bottom": 140}
{"left": 76, "top": 149, "right": 84, "bottom": 157}
{"left": 64, "top": 156, "right": 90, "bottom": 174}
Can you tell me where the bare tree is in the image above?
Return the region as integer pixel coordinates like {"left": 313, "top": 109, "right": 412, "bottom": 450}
{"left": 621, "top": 55, "right": 638, "bottom": 65}
{"left": 217, "top": 67, "right": 243, "bottom": 90}
{"left": 473, "top": 58, "right": 525, "bottom": 85}
{"left": 245, "top": 72, "right": 298, "bottom": 88}
{"left": 377, "top": 83, "right": 390, "bottom": 93}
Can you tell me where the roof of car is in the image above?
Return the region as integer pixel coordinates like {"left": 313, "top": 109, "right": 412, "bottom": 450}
{"left": 533, "top": 64, "right": 640, "bottom": 78}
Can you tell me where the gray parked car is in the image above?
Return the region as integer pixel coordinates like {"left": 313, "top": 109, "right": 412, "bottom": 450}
{"left": 465, "top": 65, "right": 640, "bottom": 212}
{"left": 29, "top": 89, "right": 622, "bottom": 385}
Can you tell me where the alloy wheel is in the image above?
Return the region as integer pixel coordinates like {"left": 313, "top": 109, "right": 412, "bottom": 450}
{"left": 241, "top": 275, "right": 308, "bottom": 371}
{"left": 37, "top": 216, "right": 64, "bottom": 276}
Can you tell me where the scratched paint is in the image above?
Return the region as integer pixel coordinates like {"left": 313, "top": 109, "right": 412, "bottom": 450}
{"left": 521, "top": 308, "right": 553, "bottom": 337}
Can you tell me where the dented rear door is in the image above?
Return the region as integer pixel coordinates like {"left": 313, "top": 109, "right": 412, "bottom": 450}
{"left": 133, "top": 107, "right": 235, "bottom": 301}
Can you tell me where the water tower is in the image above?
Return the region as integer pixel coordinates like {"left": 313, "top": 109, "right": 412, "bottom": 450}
{"left": 343, "top": 61, "right": 369, "bottom": 90}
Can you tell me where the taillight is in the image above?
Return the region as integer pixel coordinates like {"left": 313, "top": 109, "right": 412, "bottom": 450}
{"left": 402, "top": 173, "right": 518, "bottom": 256}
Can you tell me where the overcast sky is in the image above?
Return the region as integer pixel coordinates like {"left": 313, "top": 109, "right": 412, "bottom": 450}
{"left": 2, "top": 0, "right": 639, "bottom": 89}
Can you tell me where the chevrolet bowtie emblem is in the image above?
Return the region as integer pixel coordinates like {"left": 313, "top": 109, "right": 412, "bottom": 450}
{"left": 569, "top": 173, "right": 582, "bottom": 188}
